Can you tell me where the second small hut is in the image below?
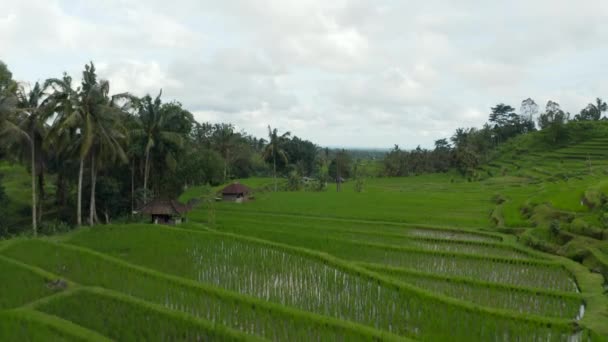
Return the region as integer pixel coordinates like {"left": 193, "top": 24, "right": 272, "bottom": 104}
{"left": 221, "top": 183, "right": 251, "bottom": 202}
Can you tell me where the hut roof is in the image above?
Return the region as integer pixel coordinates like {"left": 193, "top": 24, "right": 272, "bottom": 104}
{"left": 221, "top": 183, "right": 251, "bottom": 195}
{"left": 139, "top": 199, "right": 190, "bottom": 216}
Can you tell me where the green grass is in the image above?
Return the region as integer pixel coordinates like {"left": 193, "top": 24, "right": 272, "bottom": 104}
{"left": 36, "top": 288, "right": 260, "bottom": 342}
{"left": 0, "top": 308, "right": 111, "bottom": 342}
{"left": 0, "top": 255, "right": 63, "bottom": 309}
{"left": 211, "top": 212, "right": 532, "bottom": 259}
{"left": 362, "top": 263, "right": 583, "bottom": 319}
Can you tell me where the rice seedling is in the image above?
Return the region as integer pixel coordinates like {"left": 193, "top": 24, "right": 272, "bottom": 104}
{"left": 35, "top": 287, "right": 261, "bottom": 341}
{"left": 0, "top": 256, "right": 63, "bottom": 309}
{"left": 362, "top": 263, "right": 583, "bottom": 319}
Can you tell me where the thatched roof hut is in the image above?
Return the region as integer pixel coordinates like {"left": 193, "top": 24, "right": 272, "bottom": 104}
{"left": 221, "top": 183, "right": 251, "bottom": 202}
{"left": 139, "top": 199, "right": 190, "bottom": 224}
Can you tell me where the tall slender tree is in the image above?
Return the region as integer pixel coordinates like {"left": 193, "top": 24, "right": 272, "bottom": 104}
{"left": 263, "top": 125, "right": 290, "bottom": 192}
{"left": 0, "top": 82, "right": 51, "bottom": 235}
{"left": 45, "top": 73, "right": 85, "bottom": 225}
{"left": 211, "top": 123, "right": 237, "bottom": 182}
{"left": 49, "top": 63, "right": 128, "bottom": 225}
{"left": 44, "top": 74, "right": 77, "bottom": 209}
{"left": 131, "top": 91, "right": 184, "bottom": 203}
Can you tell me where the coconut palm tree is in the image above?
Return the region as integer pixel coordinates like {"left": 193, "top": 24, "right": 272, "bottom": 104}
{"left": 0, "top": 92, "right": 17, "bottom": 117}
{"left": 44, "top": 74, "right": 78, "bottom": 209}
{"left": 131, "top": 90, "right": 184, "bottom": 204}
{"left": 590, "top": 98, "right": 607, "bottom": 120}
{"left": 81, "top": 72, "right": 128, "bottom": 225}
{"left": 47, "top": 63, "right": 128, "bottom": 225}
{"left": 263, "top": 125, "right": 290, "bottom": 192}
{"left": 0, "top": 82, "right": 51, "bottom": 235}
{"left": 211, "top": 123, "right": 237, "bottom": 182}
{"left": 44, "top": 73, "right": 87, "bottom": 225}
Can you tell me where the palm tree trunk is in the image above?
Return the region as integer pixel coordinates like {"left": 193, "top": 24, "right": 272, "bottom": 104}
{"left": 336, "top": 155, "right": 340, "bottom": 192}
{"left": 224, "top": 149, "right": 229, "bottom": 182}
{"left": 224, "top": 160, "right": 227, "bottom": 182}
{"left": 131, "top": 160, "right": 135, "bottom": 215}
{"left": 77, "top": 156, "right": 84, "bottom": 226}
{"left": 38, "top": 169, "right": 44, "bottom": 223}
{"left": 30, "top": 135, "right": 37, "bottom": 236}
{"left": 273, "top": 152, "right": 277, "bottom": 192}
{"left": 56, "top": 170, "right": 66, "bottom": 206}
{"left": 143, "top": 149, "right": 150, "bottom": 204}
{"left": 89, "top": 152, "right": 97, "bottom": 226}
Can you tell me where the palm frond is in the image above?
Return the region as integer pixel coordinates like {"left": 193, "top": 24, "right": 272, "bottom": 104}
{"left": 160, "top": 131, "right": 184, "bottom": 147}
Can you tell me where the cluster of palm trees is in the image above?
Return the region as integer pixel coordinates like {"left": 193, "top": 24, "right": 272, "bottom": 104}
{"left": 0, "top": 63, "right": 194, "bottom": 235}
{"left": 0, "top": 61, "right": 298, "bottom": 236}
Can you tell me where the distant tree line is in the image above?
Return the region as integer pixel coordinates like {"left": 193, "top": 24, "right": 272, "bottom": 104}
{"left": 383, "top": 97, "right": 608, "bottom": 177}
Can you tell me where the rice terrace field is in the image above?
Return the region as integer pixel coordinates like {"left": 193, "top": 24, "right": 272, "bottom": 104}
{"left": 2, "top": 167, "right": 608, "bottom": 341}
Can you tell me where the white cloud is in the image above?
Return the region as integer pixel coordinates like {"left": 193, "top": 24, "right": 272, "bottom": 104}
{"left": 3, "top": 0, "right": 608, "bottom": 148}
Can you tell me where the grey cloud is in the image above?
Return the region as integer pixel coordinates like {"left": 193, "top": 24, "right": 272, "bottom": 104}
{"left": 3, "top": 0, "right": 608, "bottom": 148}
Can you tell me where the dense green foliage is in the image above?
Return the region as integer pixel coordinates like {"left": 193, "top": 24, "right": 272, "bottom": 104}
{"left": 381, "top": 98, "right": 608, "bottom": 179}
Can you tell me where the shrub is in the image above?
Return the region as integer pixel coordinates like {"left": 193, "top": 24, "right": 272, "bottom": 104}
{"left": 38, "top": 221, "right": 72, "bottom": 236}
{"left": 549, "top": 220, "right": 561, "bottom": 236}
{"left": 354, "top": 178, "right": 364, "bottom": 193}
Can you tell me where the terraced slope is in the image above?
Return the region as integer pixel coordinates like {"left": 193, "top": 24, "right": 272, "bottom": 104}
{"left": 483, "top": 137, "right": 608, "bottom": 183}
{"left": 1, "top": 220, "right": 604, "bottom": 341}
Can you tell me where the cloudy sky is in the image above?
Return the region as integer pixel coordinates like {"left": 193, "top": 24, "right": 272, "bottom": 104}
{"left": 2, "top": 0, "right": 608, "bottom": 148}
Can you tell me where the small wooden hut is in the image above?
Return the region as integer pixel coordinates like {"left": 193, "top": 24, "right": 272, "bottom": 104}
{"left": 221, "top": 183, "right": 251, "bottom": 202}
{"left": 139, "top": 199, "right": 190, "bottom": 224}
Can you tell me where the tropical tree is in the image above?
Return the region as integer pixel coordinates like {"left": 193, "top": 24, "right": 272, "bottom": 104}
{"left": 520, "top": 98, "right": 539, "bottom": 123}
{"left": 86, "top": 86, "right": 129, "bottom": 225}
{"left": 489, "top": 103, "right": 516, "bottom": 127}
{"left": 45, "top": 73, "right": 80, "bottom": 210}
{"left": 132, "top": 91, "right": 185, "bottom": 203}
{"left": 538, "top": 100, "right": 569, "bottom": 143}
{"left": 45, "top": 73, "right": 86, "bottom": 225}
{"left": 263, "top": 125, "right": 290, "bottom": 192}
{"left": 0, "top": 63, "right": 18, "bottom": 123}
{"left": 0, "top": 61, "right": 17, "bottom": 97}
{"left": 575, "top": 98, "right": 607, "bottom": 121}
{"left": 50, "top": 63, "right": 128, "bottom": 225}
{"left": 211, "top": 123, "right": 237, "bottom": 182}
{"left": 0, "top": 82, "right": 51, "bottom": 235}
{"left": 329, "top": 149, "right": 351, "bottom": 191}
